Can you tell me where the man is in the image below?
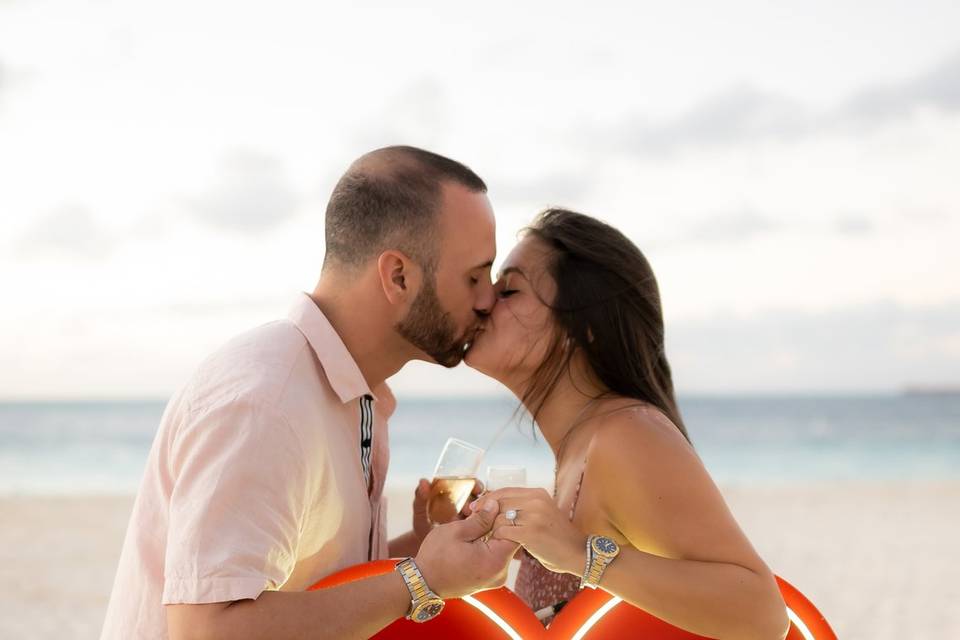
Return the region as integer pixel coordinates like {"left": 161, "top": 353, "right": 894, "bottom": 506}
{"left": 100, "top": 146, "right": 518, "bottom": 639}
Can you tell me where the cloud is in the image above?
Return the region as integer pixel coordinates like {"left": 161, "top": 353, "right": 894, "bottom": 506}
{"left": 16, "top": 205, "right": 115, "bottom": 260}
{"left": 617, "top": 87, "right": 813, "bottom": 154}
{"left": 186, "top": 150, "right": 302, "bottom": 233}
{"left": 0, "top": 59, "right": 8, "bottom": 105}
{"left": 668, "top": 299, "right": 960, "bottom": 393}
{"left": 669, "top": 208, "right": 782, "bottom": 246}
{"left": 833, "top": 214, "right": 875, "bottom": 237}
{"left": 0, "top": 58, "right": 35, "bottom": 99}
{"left": 653, "top": 209, "right": 894, "bottom": 249}
{"left": 610, "top": 49, "right": 960, "bottom": 156}
{"left": 161, "top": 296, "right": 290, "bottom": 317}
{"left": 839, "top": 50, "right": 960, "bottom": 123}
{"left": 350, "top": 78, "right": 450, "bottom": 152}
{"left": 490, "top": 171, "right": 593, "bottom": 206}
{"left": 897, "top": 208, "right": 956, "bottom": 226}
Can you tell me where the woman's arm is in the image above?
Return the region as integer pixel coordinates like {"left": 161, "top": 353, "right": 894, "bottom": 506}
{"left": 582, "top": 413, "right": 789, "bottom": 640}
{"left": 586, "top": 541, "right": 787, "bottom": 639}
{"left": 483, "top": 409, "right": 789, "bottom": 640}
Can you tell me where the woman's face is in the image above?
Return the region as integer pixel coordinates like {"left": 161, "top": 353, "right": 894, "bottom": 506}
{"left": 464, "top": 235, "right": 560, "bottom": 386}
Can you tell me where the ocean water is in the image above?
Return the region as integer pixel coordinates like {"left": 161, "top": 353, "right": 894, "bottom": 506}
{"left": 1, "top": 394, "right": 958, "bottom": 495}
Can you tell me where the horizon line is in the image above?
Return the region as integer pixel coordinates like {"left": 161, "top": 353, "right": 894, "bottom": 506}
{"left": 2, "top": 388, "right": 955, "bottom": 403}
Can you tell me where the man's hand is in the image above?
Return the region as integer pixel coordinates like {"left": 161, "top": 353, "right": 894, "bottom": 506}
{"left": 413, "top": 500, "right": 519, "bottom": 599}
{"left": 412, "top": 477, "right": 485, "bottom": 543}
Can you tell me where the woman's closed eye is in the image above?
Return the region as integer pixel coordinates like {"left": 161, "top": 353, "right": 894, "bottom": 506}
{"left": 497, "top": 289, "right": 518, "bottom": 299}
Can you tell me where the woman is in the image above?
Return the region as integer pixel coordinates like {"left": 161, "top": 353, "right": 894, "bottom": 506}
{"left": 465, "top": 209, "right": 789, "bottom": 639}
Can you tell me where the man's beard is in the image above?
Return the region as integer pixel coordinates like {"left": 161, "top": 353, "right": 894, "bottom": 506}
{"left": 396, "top": 274, "right": 471, "bottom": 368}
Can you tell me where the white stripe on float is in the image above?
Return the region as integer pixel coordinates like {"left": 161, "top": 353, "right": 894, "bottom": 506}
{"left": 570, "top": 596, "right": 622, "bottom": 640}
{"left": 787, "top": 607, "right": 815, "bottom": 640}
{"left": 462, "top": 595, "right": 524, "bottom": 640}
{"left": 461, "top": 595, "right": 812, "bottom": 640}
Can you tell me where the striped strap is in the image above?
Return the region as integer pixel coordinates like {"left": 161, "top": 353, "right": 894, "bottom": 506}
{"left": 360, "top": 394, "right": 374, "bottom": 491}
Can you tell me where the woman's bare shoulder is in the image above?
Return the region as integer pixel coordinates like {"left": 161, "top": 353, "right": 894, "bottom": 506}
{"left": 588, "top": 401, "right": 694, "bottom": 461}
{"left": 583, "top": 402, "right": 710, "bottom": 513}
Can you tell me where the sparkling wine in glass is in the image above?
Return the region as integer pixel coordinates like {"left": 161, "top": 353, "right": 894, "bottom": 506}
{"left": 427, "top": 438, "right": 484, "bottom": 525}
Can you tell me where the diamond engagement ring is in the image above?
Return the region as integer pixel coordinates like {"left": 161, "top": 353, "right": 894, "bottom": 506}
{"left": 505, "top": 509, "right": 519, "bottom": 525}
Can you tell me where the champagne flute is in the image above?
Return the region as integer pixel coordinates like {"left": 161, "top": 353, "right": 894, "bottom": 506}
{"left": 427, "top": 438, "right": 484, "bottom": 525}
{"left": 486, "top": 465, "right": 527, "bottom": 491}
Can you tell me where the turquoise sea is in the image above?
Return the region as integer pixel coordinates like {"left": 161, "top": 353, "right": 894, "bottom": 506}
{"left": 1, "top": 394, "right": 958, "bottom": 495}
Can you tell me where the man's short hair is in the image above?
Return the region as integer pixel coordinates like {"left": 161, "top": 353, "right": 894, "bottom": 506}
{"left": 323, "top": 146, "right": 487, "bottom": 274}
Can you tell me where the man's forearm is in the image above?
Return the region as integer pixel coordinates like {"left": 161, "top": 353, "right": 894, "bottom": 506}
{"left": 168, "top": 569, "right": 411, "bottom": 640}
{"left": 388, "top": 529, "right": 422, "bottom": 558}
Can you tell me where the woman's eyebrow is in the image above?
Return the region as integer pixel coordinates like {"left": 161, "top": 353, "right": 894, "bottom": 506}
{"left": 497, "top": 266, "right": 526, "bottom": 280}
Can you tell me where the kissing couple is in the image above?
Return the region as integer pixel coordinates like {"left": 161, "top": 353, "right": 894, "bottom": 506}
{"left": 102, "top": 146, "right": 789, "bottom": 640}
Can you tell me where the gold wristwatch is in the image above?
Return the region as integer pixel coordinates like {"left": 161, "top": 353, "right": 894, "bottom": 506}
{"left": 580, "top": 535, "right": 621, "bottom": 589}
{"left": 395, "top": 557, "right": 445, "bottom": 623}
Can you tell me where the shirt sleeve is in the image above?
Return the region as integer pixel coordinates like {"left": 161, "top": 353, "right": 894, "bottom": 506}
{"left": 161, "top": 396, "right": 309, "bottom": 605}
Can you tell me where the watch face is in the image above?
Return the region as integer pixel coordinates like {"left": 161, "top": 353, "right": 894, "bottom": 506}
{"left": 414, "top": 600, "right": 444, "bottom": 622}
{"left": 594, "top": 536, "right": 619, "bottom": 556}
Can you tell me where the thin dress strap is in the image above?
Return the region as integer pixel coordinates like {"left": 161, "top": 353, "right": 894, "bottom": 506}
{"left": 567, "top": 467, "right": 586, "bottom": 520}
{"left": 516, "top": 401, "right": 657, "bottom": 626}
{"left": 564, "top": 401, "right": 651, "bottom": 519}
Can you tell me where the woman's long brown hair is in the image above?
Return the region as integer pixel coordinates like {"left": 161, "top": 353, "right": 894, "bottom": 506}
{"left": 519, "top": 208, "right": 690, "bottom": 443}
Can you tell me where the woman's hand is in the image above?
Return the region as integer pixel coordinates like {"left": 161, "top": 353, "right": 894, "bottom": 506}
{"left": 412, "top": 477, "right": 485, "bottom": 543}
{"left": 471, "top": 487, "right": 586, "bottom": 576}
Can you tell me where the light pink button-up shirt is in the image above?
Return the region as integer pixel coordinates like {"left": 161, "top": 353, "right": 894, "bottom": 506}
{"left": 100, "top": 293, "right": 396, "bottom": 640}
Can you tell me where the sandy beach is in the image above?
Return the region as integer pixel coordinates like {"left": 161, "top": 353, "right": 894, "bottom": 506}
{"left": 3, "top": 481, "right": 957, "bottom": 639}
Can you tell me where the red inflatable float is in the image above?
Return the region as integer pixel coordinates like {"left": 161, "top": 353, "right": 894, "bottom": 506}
{"left": 308, "top": 559, "right": 837, "bottom": 639}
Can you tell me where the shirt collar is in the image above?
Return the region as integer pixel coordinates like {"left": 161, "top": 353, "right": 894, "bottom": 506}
{"left": 287, "top": 292, "right": 378, "bottom": 404}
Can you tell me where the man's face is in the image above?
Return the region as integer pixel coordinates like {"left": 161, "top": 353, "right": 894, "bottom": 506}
{"left": 396, "top": 183, "right": 496, "bottom": 367}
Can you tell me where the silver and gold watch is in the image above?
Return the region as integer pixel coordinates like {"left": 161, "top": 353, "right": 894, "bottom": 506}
{"left": 580, "top": 534, "right": 621, "bottom": 589}
{"left": 395, "top": 557, "right": 445, "bottom": 623}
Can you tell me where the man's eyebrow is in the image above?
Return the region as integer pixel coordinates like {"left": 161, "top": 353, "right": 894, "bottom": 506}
{"left": 471, "top": 260, "right": 494, "bottom": 271}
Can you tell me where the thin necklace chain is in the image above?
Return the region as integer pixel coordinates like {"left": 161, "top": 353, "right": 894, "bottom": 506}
{"left": 552, "top": 396, "right": 651, "bottom": 497}
{"left": 551, "top": 394, "right": 608, "bottom": 496}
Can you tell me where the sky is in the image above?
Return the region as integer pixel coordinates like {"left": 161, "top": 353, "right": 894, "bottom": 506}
{"left": 1, "top": 0, "right": 958, "bottom": 398}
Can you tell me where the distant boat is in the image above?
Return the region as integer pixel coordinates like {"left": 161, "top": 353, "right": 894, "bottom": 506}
{"left": 902, "top": 385, "right": 960, "bottom": 396}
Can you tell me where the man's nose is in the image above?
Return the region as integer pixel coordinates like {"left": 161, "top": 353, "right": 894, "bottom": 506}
{"left": 473, "top": 280, "right": 496, "bottom": 317}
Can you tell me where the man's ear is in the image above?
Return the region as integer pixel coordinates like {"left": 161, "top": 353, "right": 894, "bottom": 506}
{"left": 377, "top": 250, "right": 419, "bottom": 305}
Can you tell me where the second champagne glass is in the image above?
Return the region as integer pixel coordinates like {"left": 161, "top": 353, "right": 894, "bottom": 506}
{"left": 486, "top": 465, "right": 527, "bottom": 491}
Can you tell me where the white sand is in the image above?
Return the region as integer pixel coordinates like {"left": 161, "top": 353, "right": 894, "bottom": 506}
{"left": 2, "top": 482, "right": 957, "bottom": 639}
